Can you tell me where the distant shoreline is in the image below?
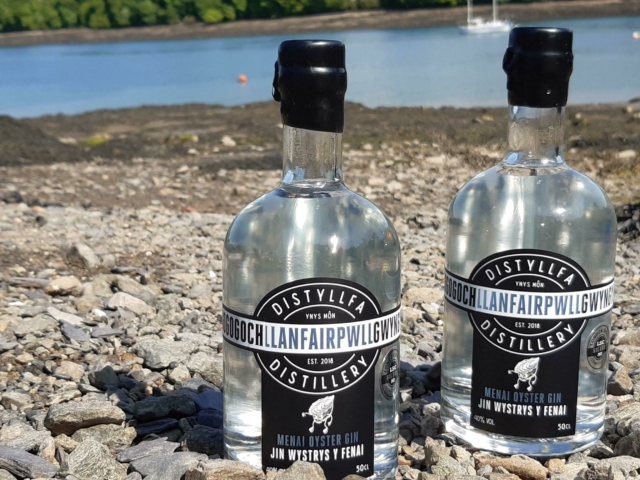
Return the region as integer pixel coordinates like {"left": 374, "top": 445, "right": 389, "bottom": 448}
{"left": 0, "top": 0, "right": 639, "bottom": 47}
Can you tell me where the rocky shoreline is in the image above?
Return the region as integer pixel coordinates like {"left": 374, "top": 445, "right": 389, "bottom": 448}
{"left": 0, "top": 101, "right": 639, "bottom": 479}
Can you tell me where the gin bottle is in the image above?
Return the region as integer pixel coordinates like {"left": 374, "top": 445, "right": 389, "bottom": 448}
{"left": 441, "top": 27, "right": 616, "bottom": 455}
{"left": 222, "top": 40, "right": 401, "bottom": 479}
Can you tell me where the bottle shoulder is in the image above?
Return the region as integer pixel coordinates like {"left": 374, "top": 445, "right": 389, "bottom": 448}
{"left": 225, "top": 185, "right": 400, "bottom": 250}
{"left": 449, "top": 164, "right": 615, "bottom": 219}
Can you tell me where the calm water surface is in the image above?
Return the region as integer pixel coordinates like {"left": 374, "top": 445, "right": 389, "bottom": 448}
{"left": 1, "top": 16, "right": 639, "bottom": 117}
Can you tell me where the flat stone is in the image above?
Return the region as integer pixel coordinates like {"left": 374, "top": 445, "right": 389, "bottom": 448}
{"left": 91, "top": 327, "right": 124, "bottom": 338}
{"left": 181, "top": 425, "right": 223, "bottom": 456}
{"left": 63, "top": 439, "right": 127, "bottom": 480}
{"left": 114, "top": 275, "right": 163, "bottom": 297}
{"left": 185, "top": 459, "right": 265, "bottom": 479}
{"left": 13, "top": 315, "right": 57, "bottom": 337}
{"left": 55, "top": 360, "right": 85, "bottom": 382}
{"left": 0, "top": 446, "right": 59, "bottom": 478}
{"left": 67, "top": 243, "right": 101, "bottom": 269}
{"left": 0, "top": 422, "right": 50, "bottom": 451}
{"left": 133, "top": 338, "right": 198, "bottom": 370}
{"left": 273, "top": 461, "right": 325, "bottom": 480}
{"left": 475, "top": 453, "right": 547, "bottom": 480}
{"left": 7, "top": 277, "right": 49, "bottom": 289}
{"left": 117, "top": 438, "right": 179, "bottom": 463}
{"left": 0, "top": 391, "right": 33, "bottom": 411}
{"left": 71, "top": 424, "right": 137, "bottom": 450}
{"left": 44, "top": 400, "right": 126, "bottom": 435}
{"left": 130, "top": 452, "right": 207, "bottom": 478}
{"left": 604, "top": 455, "right": 640, "bottom": 473}
{"left": 47, "top": 306, "right": 84, "bottom": 326}
{"left": 45, "top": 275, "right": 84, "bottom": 296}
{"left": 125, "top": 473, "right": 143, "bottom": 480}
{"left": 107, "top": 292, "right": 155, "bottom": 316}
{"left": 134, "top": 394, "right": 196, "bottom": 422}
{"left": 0, "top": 342, "right": 17, "bottom": 353}
{"left": 134, "top": 418, "right": 180, "bottom": 436}
{"left": 60, "top": 321, "right": 91, "bottom": 342}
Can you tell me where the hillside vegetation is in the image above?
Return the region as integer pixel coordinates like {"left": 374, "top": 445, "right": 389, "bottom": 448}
{"left": 0, "top": 0, "right": 551, "bottom": 32}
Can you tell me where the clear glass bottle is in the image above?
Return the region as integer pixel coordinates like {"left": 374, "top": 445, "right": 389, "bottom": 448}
{"left": 441, "top": 28, "right": 617, "bottom": 456}
{"left": 223, "top": 40, "right": 401, "bottom": 480}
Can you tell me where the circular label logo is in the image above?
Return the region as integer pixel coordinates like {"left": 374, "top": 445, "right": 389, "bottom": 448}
{"left": 464, "top": 250, "right": 591, "bottom": 356}
{"left": 380, "top": 348, "right": 399, "bottom": 401}
{"left": 586, "top": 324, "right": 609, "bottom": 371}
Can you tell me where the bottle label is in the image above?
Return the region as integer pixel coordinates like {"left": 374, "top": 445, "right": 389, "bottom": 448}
{"left": 444, "top": 249, "right": 614, "bottom": 438}
{"left": 223, "top": 278, "right": 400, "bottom": 478}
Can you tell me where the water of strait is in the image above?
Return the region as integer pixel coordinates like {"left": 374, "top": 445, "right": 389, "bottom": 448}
{"left": 1, "top": 15, "right": 639, "bottom": 117}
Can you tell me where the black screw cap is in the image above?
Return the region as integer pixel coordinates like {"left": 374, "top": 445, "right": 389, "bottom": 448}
{"left": 503, "top": 27, "right": 574, "bottom": 108}
{"left": 273, "top": 40, "right": 347, "bottom": 133}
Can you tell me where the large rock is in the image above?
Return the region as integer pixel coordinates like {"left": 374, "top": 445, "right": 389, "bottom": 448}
{"left": 63, "top": 439, "right": 127, "bottom": 480}
{"left": 132, "top": 338, "right": 197, "bottom": 369}
{"left": 186, "top": 352, "right": 224, "bottom": 386}
{"left": 0, "top": 392, "right": 33, "bottom": 411}
{"left": 181, "top": 425, "right": 223, "bottom": 456}
{"left": 114, "top": 275, "right": 162, "bottom": 299}
{"left": 88, "top": 365, "right": 120, "bottom": 390}
{"left": 185, "top": 459, "right": 265, "bottom": 480}
{"left": 45, "top": 275, "right": 84, "bottom": 296}
{"left": 130, "top": 452, "right": 207, "bottom": 479}
{"left": 274, "top": 461, "right": 326, "bottom": 480}
{"left": 0, "top": 422, "right": 50, "bottom": 451}
{"left": 44, "top": 400, "right": 126, "bottom": 435}
{"left": 107, "top": 292, "right": 155, "bottom": 316}
{"left": 0, "top": 446, "right": 59, "bottom": 478}
{"left": 117, "top": 438, "right": 179, "bottom": 463}
{"left": 0, "top": 470, "right": 16, "bottom": 480}
{"left": 133, "top": 395, "right": 196, "bottom": 422}
{"left": 609, "top": 402, "right": 640, "bottom": 436}
{"left": 55, "top": 360, "right": 85, "bottom": 382}
{"left": 67, "top": 243, "right": 101, "bottom": 269}
{"left": 71, "top": 424, "right": 137, "bottom": 450}
{"left": 13, "top": 315, "right": 56, "bottom": 337}
{"left": 475, "top": 453, "right": 547, "bottom": 480}
{"left": 608, "top": 363, "right": 634, "bottom": 396}
{"left": 614, "top": 431, "right": 640, "bottom": 456}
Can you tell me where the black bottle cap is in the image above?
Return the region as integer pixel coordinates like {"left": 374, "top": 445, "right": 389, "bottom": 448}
{"left": 273, "top": 40, "right": 347, "bottom": 133}
{"left": 503, "top": 27, "right": 573, "bottom": 108}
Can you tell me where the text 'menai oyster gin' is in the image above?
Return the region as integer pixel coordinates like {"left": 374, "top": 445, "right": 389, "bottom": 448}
{"left": 441, "top": 27, "right": 617, "bottom": 455}
{"left": 222, "top": 40, "right": 401, "bottom": 479}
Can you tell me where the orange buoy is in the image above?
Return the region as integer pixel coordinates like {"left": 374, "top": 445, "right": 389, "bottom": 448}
{"left": 238, "top": 74, "right": 248, "bottom": 84}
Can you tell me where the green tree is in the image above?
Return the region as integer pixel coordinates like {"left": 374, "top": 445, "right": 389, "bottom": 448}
{"left": 55, "top": 0, "right": 81, "bottom": 27}
{"left": 80, "top": 0, "right": 111, "bottom": 28}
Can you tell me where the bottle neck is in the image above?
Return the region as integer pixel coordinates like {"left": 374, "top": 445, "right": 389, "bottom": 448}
{"left": 504, "top": 106, "right": 566, "bottom": 167}
{"left": 281, "top": 126, "right": 343, "bottom": 187}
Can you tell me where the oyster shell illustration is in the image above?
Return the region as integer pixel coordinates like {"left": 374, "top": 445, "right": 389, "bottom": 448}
{"left": 508, "top": 357, "right": 540, "bottom": 392}
{"left": 302, "top": 395, "right": 335, "bottom": 434}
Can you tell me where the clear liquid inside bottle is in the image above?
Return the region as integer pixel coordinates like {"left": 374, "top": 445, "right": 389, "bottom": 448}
{"left": 223, "top": 126, "right": 401, "bottom": 478}
{"left": 441, "top": 107, "right": 617, "bottom": 456}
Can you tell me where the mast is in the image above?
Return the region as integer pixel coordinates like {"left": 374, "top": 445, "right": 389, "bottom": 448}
{"left": 467, "top": 0, "right": 472, "bottom": 23}
{"left": 493, "top": 0, "right": 498, "bottom": 22}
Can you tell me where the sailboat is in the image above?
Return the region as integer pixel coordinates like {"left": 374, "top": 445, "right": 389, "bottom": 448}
{"left": 459, "top": 0, "right": 513, "bottom": 35}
